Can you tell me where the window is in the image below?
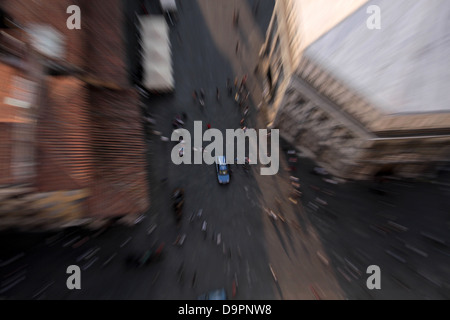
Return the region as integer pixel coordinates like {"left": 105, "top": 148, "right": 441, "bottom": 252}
{"left": 271, "top": 66, "right": 284, "bottom": 101}
{"left": 319, "top": 114, "right": 329, "bottom": 122}
{"left": 298, "top": 98, "right": 306, "bottom": 106}
{"left": 265, "top": 16, "right": 278, "bottom": 55}
{"left": 219, "top": 165, "right": 228, "bottom": 175}
{"left": 271, "top": 37, "right": 280, "bottom": 56}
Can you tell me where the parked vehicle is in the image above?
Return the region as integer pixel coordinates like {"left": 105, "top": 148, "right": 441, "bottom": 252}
{"left": 198, "top": 288, "right": 227, "bottom": 300}
{"left": 172, "top": 188, "right": 184, "bottom": 225}
{"left": 216, "top": 156, "right": 230, "bottom": 184}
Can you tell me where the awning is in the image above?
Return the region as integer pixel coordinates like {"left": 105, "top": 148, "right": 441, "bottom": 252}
{"left": 139, "top": 16, "right": 174, "bottom": 92}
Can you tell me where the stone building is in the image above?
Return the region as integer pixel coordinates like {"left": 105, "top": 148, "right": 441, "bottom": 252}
{"left": 0, "top": 0, "right": 149, "bottom": 230}
{"left": 258, "top": 0, "right": 450, "bottom": 180}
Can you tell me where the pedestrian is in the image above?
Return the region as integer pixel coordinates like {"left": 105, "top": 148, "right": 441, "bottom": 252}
{"left": 207, "top": 123, "right": 211, "bottom": 130}
{"left": 244, "top": 92, "right": 250, "bottom": 102}
{"left": 233, "top": 9, "right": 239, "bottom": 27}
{"left": 240, "top": 74, "right": 248, "bottom": 90}
{"left": 200, "top": 88, "right": 205, "bottom": 100}
{"left": 227, "top": 78, "right": 232, "bottom": 96}
{"left": 216, "top": 87, "right": 220, "bottom": 101}
{"left": 253, "top": 1, "right": 260, "bottom": 15}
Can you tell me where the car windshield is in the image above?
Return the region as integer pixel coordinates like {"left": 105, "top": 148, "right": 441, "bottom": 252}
{"left": 219, "top": 165, "right": 228, "bottom": 175}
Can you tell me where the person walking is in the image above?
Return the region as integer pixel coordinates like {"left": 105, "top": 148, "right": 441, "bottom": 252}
{"left": 240, "top": 74, "right": 248, "bottom": 90}
{"left": 233, "top": 9, "right": 239, "bottom": 27}
{"left": 227, "top": 78, "right": 232, "bottom": 96}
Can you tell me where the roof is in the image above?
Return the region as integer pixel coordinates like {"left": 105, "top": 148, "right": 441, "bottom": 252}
{"left": 1, "top": 1, "right": 150, "bottom": 220}
{"left": 290, "top": 0, "right": 368, "bottom": 54}
{"left": 87, "top": 88, "right": 149, "bottom": 218}
{"left": 304, "top": 0, "right": 450, "bottom": 115}
{"left": 139, "top": 15, "right": 174, "bottom": 92}
{"left": 36, "top": 77, "right": 92, "bottom": 192}
{"left": 1, "top": 0, "right": 85, "bottom": 67}
{"left": 81, "top": 0, "right": 129, "bottom": 88}
{"left": 0, "top": 122, "right": 14, "bottom": 185}
{"left": 2, "top": 0, "right": 128, "bottom": 87}
{"left": 36, "top": 79, "right": 149, "bottom": 217}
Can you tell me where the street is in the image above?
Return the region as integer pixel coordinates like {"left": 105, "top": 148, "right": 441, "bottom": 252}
{"left": 0, "top": 0, "right": 449, "bottom": 300}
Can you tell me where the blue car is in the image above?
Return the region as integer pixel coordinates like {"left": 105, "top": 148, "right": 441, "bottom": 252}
{"left": 198, "top": 288, "right": 227, "bottom": 300}
{"left": 216, "top": 156, "right": 230, "bottom": 184}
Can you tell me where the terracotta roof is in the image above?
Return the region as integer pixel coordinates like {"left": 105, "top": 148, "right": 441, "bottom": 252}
{"left": 3, "top": 0, "right": 129, "bottom": 86}
{"left": 0, "top": 122, "right": 13, "bottom": 185}
{"left": 1, "top": 0, "right": 85, "bottom": 68}
{"left": 36, "top": 81, "right": 149, "bottom": 217}
{"left": 36, "top": 77, "right": 92, "bottom": 192}
{"left": 81, "top": 0, "right": 128, "bottom": 88}
{"left": 1, "top": 1, "right": 148, "bottom": 220}
{"left": 88, "top": 88, "right": 149, "bottom": 218}
{"left": 0, "top": 29, "right": 28, "bottom": 59}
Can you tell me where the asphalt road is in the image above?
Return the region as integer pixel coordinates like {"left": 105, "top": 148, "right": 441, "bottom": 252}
{"left": 0, "top": 0, "right": 449, "bottom": 300}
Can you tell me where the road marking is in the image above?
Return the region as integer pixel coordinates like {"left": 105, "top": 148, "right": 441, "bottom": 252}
{"left": 72, "top": 236, "right": 90, "bottom": 249}
{"left": 316, "top": 251, "right": 329, "bottom": 266}
{"left": 76, "top": 248, "right": 96, "bottom": 262}
{"left": 120, "top": 237, "right": 132, "bottom": 248}
{"left": 387, "top": 221, "right": 408, "bottom": 232}
{"left": 0, "top": 275, "right": 26, "bottom": 294}
{"left": 0, "top": 252, "right": 24, "bottom": 267}
{"left": 269, "top": 264, "right": 277, "bottom": 282}
{"left": 147, "top": 224, "right": 157, "bottom": 235}
{"left": 102, "top": 253, "right": 117, "bottom": 267}
{"left": 32, "top": 281, "right": 55, "bottom": 299}
{"left": 405, "top": 244, "right": 428, "bottom": 257}
{"left": 63, "top": 236, "right": 80, "bottom": 248}
{"left": 82, "top": 257, "right": 98, "bottom": 271}
{"left": 385, "top": 250, "right": 406, "bottom": 263}
{"left": 84, "top": 247, "right": 100, "bottom": 260}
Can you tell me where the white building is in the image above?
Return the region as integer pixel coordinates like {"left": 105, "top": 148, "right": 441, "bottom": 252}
{"left": 259, "top": 0, "right": 450, "bottom": 179}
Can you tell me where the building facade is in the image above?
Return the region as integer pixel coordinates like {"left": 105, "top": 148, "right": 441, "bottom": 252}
{"left": 0, "top": 0, "right": 149, "bottom": 230}
{"left": 258, "top": 0, "right": 450, "bottom": 180}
